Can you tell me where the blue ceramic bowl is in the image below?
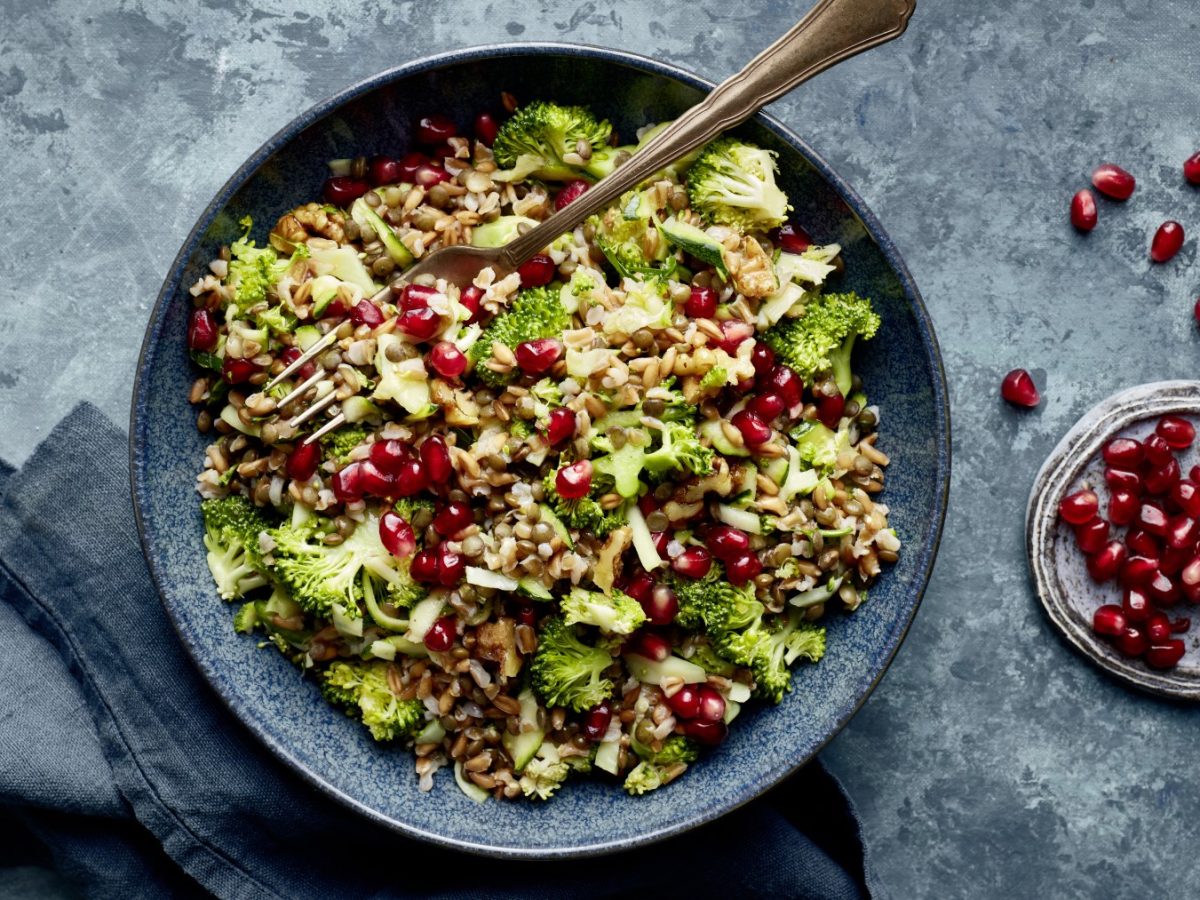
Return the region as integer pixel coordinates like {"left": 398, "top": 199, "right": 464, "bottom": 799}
{"left": 131, "top": 43, "right": 949, "bottom": 858}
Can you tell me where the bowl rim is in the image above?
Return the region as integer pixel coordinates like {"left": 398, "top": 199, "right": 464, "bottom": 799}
{"left": 130, "top": 40, "right": 951, "bottom": 858}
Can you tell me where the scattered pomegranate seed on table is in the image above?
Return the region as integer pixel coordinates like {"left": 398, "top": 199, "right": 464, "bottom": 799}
{"left": 1091, "top": 163, "right": 1136, "bottom": 200}
{"left": 1184, "top": 151, "right": 1200, "bottom": 186}
{"left": 1149, "top": 221, "right": 1184, "bottom": 263}
{"left": 1001, "top": 369, "right": 1040, "bottom": 408}
{"left": 1069, "top": 189, "right": 1097, "bottom": 231}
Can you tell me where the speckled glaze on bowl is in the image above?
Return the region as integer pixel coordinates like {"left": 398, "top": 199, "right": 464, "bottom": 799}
{"left": 1027, "top": 381, "right": 1200, "bottom": 700}
{"left": 130, "top": 43, "right": 950, "bottom": 858}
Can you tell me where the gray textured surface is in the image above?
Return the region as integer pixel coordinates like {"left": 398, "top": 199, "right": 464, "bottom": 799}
{"left": 2, "top": 0, "right": 1198, "bottom": 896}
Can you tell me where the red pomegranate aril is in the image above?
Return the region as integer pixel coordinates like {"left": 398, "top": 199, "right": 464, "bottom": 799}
{"left": 651, "top": 530, "right": 671, "bottom": 556}
{"left": 1069, "top": 189, "right": 1097, "bottom": 231}
{"left": 369, "top": 438, "right": 410, "bottom": 475}
{"left": 731, "top": 409, "right": 771, "bottom": 447}
{"left": 1144, "top": 458, "right": 1181, "bottom": 496}
{"left": 684, "top": 286, "right": 718, "bottom": 319}
{"left": 1146, "top": 640, "right": 1185, "bottom": 670}
{"left": 1184, "top": 581, "right": 1200, "bottom": 604}
{"left": 432, "top": 501, "right": 472, "bottom": 537}
{"left": 683, "top": 719, "right": 728, "bottom": 746}
{"left": 1146, "top": 570, "right": 1180, "bottom": 606}
{"left": 1087, "top": 541, "right": 1127, "bottom": 582}
{"left": 672, "top": 547, "right": 713, "bottom": 580}
{"left": 322, "top": 176, "right": 370, "bottom": 206}
{"left": 715, "top": 320, "right": 755, "bottom": 355}
{"left": 286, "top": 441, "right": 321, "bottom": 481}
{"left": 1156, "top": 415, "right": 1195, "bottom": 449}
{"left": 818, "top": 392, "right": 846, "bottom": 428}
{"left": 1171, "top": 480, "right": 1200, "bottom": 517}
{"left": 410, "top": 549, "right": 439, "bottom": 584}
{"left": 459, "top": 285, "right": 484, "bottom": 323}
{"left": 1109, "top": 489, "right": 1139, "bottom": 526}
{"left": 368, "top": 156, "right": 402, "bottom": 186}
{"left": 396, "top": 152, "right": 429, "bottom": 181}
{"left": 516, "top": 604, "right": 537, "bottom": 628}
{"left": 764, "top": 365, "right": 803, "bottom": 411}
{"left": 705, "top": 525, "right": 751, "bottom": 561}
{"left": 1120, "top": 555, "right": 1158, "bottom": 587}
{"left": 222, "top": 355, "right": 258, "bottom": 384}
{"left": 423, "top": 615, "right": 457, "bottom": 652}
{"left": 332, "top": 462, "right": 364, "bottom": 503}
{"left": 392, "top": 459, "right": 429, "bottom": 497}
{"left": 776, "top": 222, "right": 813, "bottom": 254}
{"left": 554, "top": 179, "right": 589, "bottom": 210}
{"left": 1091, "top": 163, "right": 1136, "bottom": 200}
{"left": 1123, "top": 586, "right": 1153, "bottom": 623}
{"left": 624, "top": 572, "right": 654, "bottom": 604}
{"left": 280, "top": 346, "right": 317, "bottom": 382}
{"left": 582, "top": 702, "right": 613, "bottom": 741}
{"left": 414, "top": 164, "right": 450, "bottom": 187}
{"left": 379, "top": 511, "right": 416, "bottom": 558}
{"left": 545, "top": 407, "right": 577, "bottom": 446}
{"left": 474, "top": 112, "right": 500, "bottom": 147}
{"left": 1171, "top": 616, "right": 1191, "bottom": 633}
{"left": 556, "top": 460, "right": 593, "bottom": 500}
{"left": 350, "top": 299, "right": 384, "bottom": 328}
{"left": 358, "top": 460, "right": 394, "bottom": 497}
{"left": 515, "top": 338, "right": 563, "bottom": 374}
{"left": 696, "top": 687, "right": 726, "bottom": 724}
{"left": 1001, "top": 369, "right": 1040, "bottom": 407}
{"left": 1183, "top": 150, "right": 1200, "bottom": 185}
{"left": 1150, "top": 221, "right": 1185, "bottom": 263}
{"left": 399, "top": 283, "right": 437, "bottom": 310}
{"left": 1146, "top": 612, "right": 1172, "bottom": 642}
{"left": 1058, "top": 489, "right": 1099, "bottom": 525}
{"left": 416, "top": 114, "right": 456, "bottom": 145}
{"left": 1115, "top": 625, "right": 1149, "bottom": 658}
{"left": 726, "top": 552, "right": 763, "bottom": 586}
{"left": 1092, "top": 604, "right": 1127, "bottom": 637}
{"left": 436, "top": 543, "right": 465, "bottom": 586}
{"left": 517, "top": 254, "right": 556, "bottom": 288}
{"left": 1166, "top": 514, "right": 1199, "bottom": 550}
{"left": 643, "top": 585, "right": 679, "bottom": 626}
{"left": 396, "top": 307, "right": 441, "bottom": 341}
{"left": 428, "top": 342, "right": 468, "bottom": 379}
{"left": 188, "top": 309, "right": 218, "bottom": 351}
{"left": 631, "top": 631, "right": 672, "bottom": 662}
{"left": 1074, "top": 518, "right": 1109, "bottom": 555}
{"left": 1144, "top": 433, "right": 1173, "bottom": 467}
{"left": 749, "top": 393, "right": 786, "bottom": 421}
{"left": 1136, "top": 502, "right": 1169, "bottom": 536}
{"left": 1105, "top": 468, "right": 1143, "bottom": 495}
{"left": 1102, "top": 438, "right": 1144, "bottom": 468}
{"left": 666, "top": 685, "right": 703, "bottom": 719}
{"left": 1182, "top": 556, "right": 1200, "bottom": 587}
{"left": 1125, "top": 528, "right": 1160, "bottom": 559}
{"left": 1161, "top": 545, "right": 1191, "bottom": 577}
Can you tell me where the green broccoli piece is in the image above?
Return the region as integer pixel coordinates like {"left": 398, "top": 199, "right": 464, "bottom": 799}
{"left": 587, "top": 189, "right": 675, "bottom": 281}
{"left": 518, "top": 743, "right": 572, "bottom": 801}
{"left": 713, "top": 609, "right": 826, "bottom": 703}
{"left": 390, "top": 497, "right": 435, "bottom": 525}
{"left": 491, "top": 100, "right": 616, "bottom": 182}
{"left": 762, "top": 292, "right": 881, "bottom": 397}
{"left": 642, "top": 422, "right": 715, "bottom": 480}
{"left": 591, "top": 444, "right": 648, "bottom": 499}
{"left": 321, "top": 660, "right": 425, "bottom": 742}
{"left": 698, "top": 366, "right": 728, "bottom": 392}
{"left": 467, "top": 286, "right": 570, "bottom": 388}
{"left": 201, "top": 496, "right": 271, "bottom": 600}
{"left": 233, "top": 602, "right": 260, "bottom": 634}
{"left": 560, "top": 587, "right": 647, "bottom": 635}
{"left": 686, "top": 640, "right": 738, "bottom": 677}
{"left": 253, "top": 304, "right": 297, "bottom": 336}
{"left": 510, "top": 418, "right": 535, "bottom": 440}
{"left": 686, "top": 137, "right": 790, "bottom": 232}
{"left": 672, "top": 567, "right": 764, "bottom": 633}
{"left": 321, "top": 425, "right": 372, "bottom": 464}
{"left": 790, "top": 421, "right": 852, "bottom": 475}
{"left": 541, "top": 470, "right": 625, "bottom": 538}
{"left": 624, "top": 761, "right": 671, "bottom": 796}
{"left": 530, "top": 616, "right": 616, "bottom": 712}
{"left": 631, "top": 731, "right": 700, "bottom": 765}
{"left": 228, "top": 217, "right": 308, "bottom": 310}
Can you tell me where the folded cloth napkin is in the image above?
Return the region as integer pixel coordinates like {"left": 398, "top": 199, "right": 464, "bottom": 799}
{"left": 0, "top": 404, "right": 873, "bottom": 900}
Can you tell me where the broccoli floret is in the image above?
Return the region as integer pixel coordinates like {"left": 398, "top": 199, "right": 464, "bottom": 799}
{"left": 492, "top": 101, "right": 615, "bottom": 182}
{"left": 651, "top": 735, "right": 700, "bottom": 765}
{"left": 698, "top": 366, "right": 728, "bottom": 392}
{"left": 233, "top": 602, "right": 260, "bottom": 634}
{"left": 390, "top": 497, "right": 435, "bottom": 524}
{"left": 686, "top": 640, "right": 738, "bottom": 677}
{"left": 672, "top": 567, "right": 764, "bottom": 633}
{"left": 253, "top": 304, "right": 297, "bottom": 336}
{"left": 643, "top": 422, "right": 715, "bottom": 480}
{"left": 530, "top": 616, "right": 616, "bottom": 712}
{"left": 713, "top": 609, "right": 826, "bottom": 703}
{"left": 321, "top": 425, "right": 372, "bottom": 464}
{"left": 560, "top": 586, "right": 647, "bottom": 635}
{"left": 228, "top": 217, "right": 308, "bottom": 310}
{"left": 541, "top": 470, "right": 625, "bottom": 538}
{"left": 790, "top": 421, "right": 852, "bottom": 475}
{"left": 600, "top": 279, "right": 674, "bottom": 340}
{"left": 686, "top": 137, "right": 790, "bottom": 232}
{"left": 510, "top": 418, "right": 534, "bottom": 440}
{"left": 586, "top": 419, "right": 712, "bottom": 500}
{"left": 591, "top": 444, "right": 647, "bottom": 499}
{"left": 201, "top": 496, "right": 271, "bottom": 600}
{"left": 762, "top": 292, "right": 881, "bottom": 397}
{"left": 321, "top": 660, "right": 425, "bottom": 742}
{"left": 467, "top": 286, "right": 570, "bottom": 388}
{"left": 624, "top": 761, "right": 672, "bottom": 796}
{"left": 587, "top": 190, "right": 675, "bottom": 281}
{"left": 518, "top": 743, "right": 571, "bottom": 801}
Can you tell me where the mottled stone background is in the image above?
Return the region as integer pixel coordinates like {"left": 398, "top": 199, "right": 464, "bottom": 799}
{"left": 2, "top": 0, "right": 1198, "bottom": 896}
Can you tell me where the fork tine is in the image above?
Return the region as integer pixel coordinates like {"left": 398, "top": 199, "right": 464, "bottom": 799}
{"left": 265, "top": 329, "right": 338, "bottom": 391}
{"left": 288, "top": 386, "right": 338, "bottom": 428}
{"left": 304, "top": 413, "right": 346, "bottom": 445}
{"left": 275, "top": 368, "right": 325, "bottom": 409}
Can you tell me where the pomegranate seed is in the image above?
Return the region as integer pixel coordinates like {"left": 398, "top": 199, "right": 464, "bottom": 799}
{"left": 1137, "top": 502, "right": 1169, "bottom": 536}
{"left": 555, "top": 179, "right": 590, "bottom": 210}
{"left": 286, "top": 441, "right": 320, "bottom": 481}
{"left": 358, "top": 460, "right": 394, "bottom": 496}
{"left": 280, "top": 346, "right": 317, "bottom": 382}
{"left": 750, "top": 342, "right": 776, "bottom": 376}
{"left": 672, "top": 547, "right": 713, "bottom": 580}
{"left": 516, "top": 604, "right": 537, "bottom": 628}
{"left": 410, "top": 549, "right": 439, "bottom": 584}
{"left": 1172, "top": 616, "right": 1191, "bottom": 633}
{"left": 1123, "top": 586, "right": 1152, "bottom": 623}
{"left": 555, "top": 460, "right": 593, "bottom": 499}
{"left": 370, "top": 439, "right": 410, "bottom": 476}
{"left": 1115, "top": 625, "right": 1149, "bottom": 658}
{"left": 423, "top": 615, "right": 457, "bottom": 652}
{"left": 651, "top": 530, "right": 671, "bottom": 555}
{"left": 396, "top": 307, "right": 441, "bottom": 341}
{"left": 776, "top": 222, "right": 813, "bottom": 254}
{"left": 436, "top": 543, "right": 465, "bottom": 586}
{"left": 1144, "top": 433, "right": 1174, "bottom": 467}
{"left": 1146, "top": 640, "right": 1185, "bottom": 670}
{"left": 1185, "top": 151, "right": 1200, "bottom": 186}
{"left": 1146, "top": 570, "right": 1180, "bottom": 605}
{"left": 1000, "top": 369, "right": 1040, "bottom": 407}
{"left": 817, "top": 392, "right": 845, "bottom": 428}
{"left": 683, "top": 719, "right": 727, "bottom": 745}
{"left": 624, "top": 572, "right": 654, "bottom": 605}
{"left": 188, "top": 309, "right": 218, "bottom": 351}
{"left": 546, "top": 407, "right": 576, "bottom": 445}
{"left": 1105, "top": 468, "right": 1143, "bottom": 494}
{"left": 1093, "top": 604, "right": 1127, "bottom": 637}
{"left": 459, "top": 285, "right": 484, "bottom": 323}
{"left": 379, "top": 511, "right": 416, "bottom": 558}
{"left": 332, "top": 462, "right": 364, "bottom": 503}
{"left": 749, "top": 393, "right": 786, "bottom": 421}
{"left": 1091, "top": 163, "right": 1136, "bottom": 201}
{"left": 1125, "top": 528, "right": 1161, "bottom": 559}
{"left": 629, "top": 631, "right": 671, "bottom": 662}
{"left": 1169, "top": 480, "right": 1200, "bottom": 516}
{"left": 397, "top": 152, "right": 429, "bottom": 181}
{"left": 222, "top": 356, "right": 258, "bottom": 384}
{"left": 684, "top": 286, "right": 718, "bottom": 318}
{"left": 1069, "top": 189, "right": 1097, "bottom": 231}
{"left": 731, "top": 409, "right": 771, "bottom": 447}
{"left": 427, "top": 341, "right": 468, "bottom": 379}
{"left": 1121, "top": 555, "right": 1159, "bottom": 587}
{"left": 397, "top": 284, "right": 433, "bottom": 310}
{"left": 1109, "top": 489, "right": 1139, "bottom": 526}
{"left": 416, "top": 114, "right": 456, "bottom": 145}
{"left": 517, "top": 254, "right": 556, "bottom": 287}
{"left": 1103, "top": 438, "right": 1144, "bottom": 468}
{"left": 322, "top": 176, "right": 370, "bottom": 206}
{"left": 392, "top": 459, "right": 429, "bottom": 497}
{"left": 432, "top": 501, "right": 472, "bottom": 537}
{"left": 1058, "top": 489, "right": 1099, "bottom": 525}
{"left": 368, "top": 156, "right": 402, "bottom": 186}
{"left": 1150, "top": 221, "right": 1185, "bottom": 263}
{"left": 1074, "top": 518, "right": 1109, "bottom": 554}
{"left": 515, "top": 338, "right": 563, "bottom": 374}
{"left": 1184, "top": 581, "right": 1200, "bottom": 604}
{"left": 414, "top": 164, "right": 450, "bottom": 187}
{"left": 1144, "top": 458, "right": 1181, "bottom": 496}
{"left": 350, "top": 299, "right": 384, "bottom": 328}
{"left": 666, "top": 685, "right": 702, "bottom": 719}
{"left": 1146, "top": 612, "right": 1172, "bottom": 642}
{"left": 1182, "top": 556, "right": 1200, "bottom": 587}
{"left": 1157, "top": 416, "right": 1196, "bottom": 449}
{"left": 696, "top": 687, "right": 726, "bottom": 723}
{"left": 474, "top": 112, "right": 500, "bottom": 147}
{"left": 1088, "top": 542, "right": 1127, "bottom": 582}
{"left": 1166, "top": 514, "right": 1199, "bottom": 550}
{"left": 643, "top": 584, "right": 678, "bottom": 626}
{"left": 1161, "top": 544, "right": 1192, "bottom": 576}
{"left": 764, "top": 366, "right": 803, "bottom": 410}
{"left": 705, "top": 525, "right": 751, "bottom": 561}
{"left": 714, "top": 320, "right": 754, "bottom": 355}
{"left": 726, "top": 552, "right": 763, "bottom": 586}
{"left": 582, "top": 701, "right": 613, "bottom": 741}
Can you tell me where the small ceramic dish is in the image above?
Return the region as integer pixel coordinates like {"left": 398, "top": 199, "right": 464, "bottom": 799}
{"left": 1027, "top": 380, "right": 1200, "bottom": 699}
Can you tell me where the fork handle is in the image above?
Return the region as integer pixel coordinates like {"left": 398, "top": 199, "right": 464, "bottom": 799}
{"left": 499, "top": 0, "right": 916, "bottom": 270}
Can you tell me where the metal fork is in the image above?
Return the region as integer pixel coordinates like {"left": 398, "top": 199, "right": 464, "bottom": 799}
{"left": 274, "top": 0, "right": 916, "bottom": 440}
